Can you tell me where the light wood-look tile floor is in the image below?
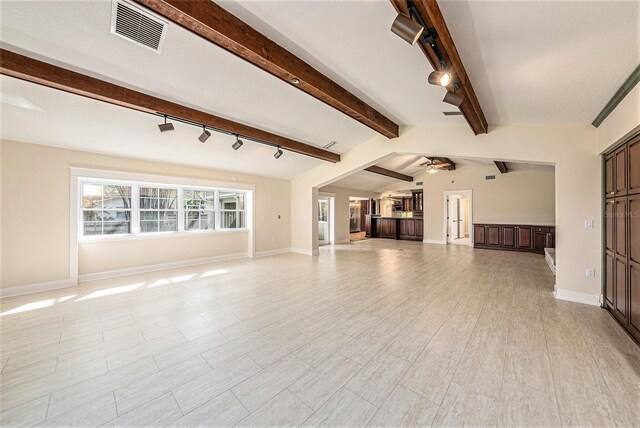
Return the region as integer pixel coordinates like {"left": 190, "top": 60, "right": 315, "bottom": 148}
{"left": 1, "top": 239, "right": 639, "bottom": 427}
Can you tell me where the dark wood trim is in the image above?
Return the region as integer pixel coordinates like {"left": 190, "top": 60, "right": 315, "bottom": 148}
{"left": 134, "top": 0, "right": 399, "bottom": 139}
{"left": 494, "top": 161, "right": 508, "bottom": 174}
{"left": 0, "top": 49, "right": 340, "bottom": 163}
{"left": 364, "top": 166, "right": 413, "bottom": 182}
{"left": 389, "top": 0, "right": 488, "bottom": 135}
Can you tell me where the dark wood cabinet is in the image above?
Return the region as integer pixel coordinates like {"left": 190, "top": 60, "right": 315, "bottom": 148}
{"left": 398, "top": 218, "right": 423, "bottom": 241}
{"left": 630, "top": 138, "right": 640, "bottom": 195}
{"left": 603, "top": 134, "right": 640, "bottom": 344}
{"left": 615, "top": 145, "right": 628, "bottom": 196}
{"left": 516, "top": 226, "right": 532, "bottom": 249}
{"left": 474, "top": 223, "right": 554, "bottom": 255}
{"left": 605, "top": 153, "right": 615, "bottom": 198}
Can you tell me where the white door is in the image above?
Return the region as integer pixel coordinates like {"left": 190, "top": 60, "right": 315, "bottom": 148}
{"left": 458, "top": 198, "right": 466, "bottom": 238}
{"left": 318, "top": 198, "right": 330, "bottom": 246}
{"left": 447, "top": 197, "right": 460, "bottom": 242}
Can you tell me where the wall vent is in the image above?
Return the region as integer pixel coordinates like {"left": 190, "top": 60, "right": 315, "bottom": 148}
{"left": 416, "top": 181, "right": 423, "bottom": 186}
{"left": 110, "top": 0, "right": 168, "bottom": 53}
{"left": 485, "top": 175, "right": 496, "bottom": 180}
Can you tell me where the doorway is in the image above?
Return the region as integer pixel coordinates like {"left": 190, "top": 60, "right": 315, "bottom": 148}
{"left": 318, "top": 196, "right": 331, "bottom": 246}
{"left": 444, "top": 190, "right": 473, "bottom": 246}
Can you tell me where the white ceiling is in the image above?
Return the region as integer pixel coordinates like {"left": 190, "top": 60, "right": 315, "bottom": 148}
{"left": 329, "top": 153, "right": 554, "bottom": 192}
{"left": 438, "top": 0, "right": 639, "bottom": 124}
{"left": 0, "top": 0, "right": 637, "bottom": 180}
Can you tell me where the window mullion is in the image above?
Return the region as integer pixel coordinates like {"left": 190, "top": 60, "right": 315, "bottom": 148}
{"left": 132, "top": 185, "right": 140, "bottom": 235}
{"left": 215, "top": 190, "right": 221, "bottom": 230}
{"left": 178, "top": 188, "right": 185, "bottom": 232}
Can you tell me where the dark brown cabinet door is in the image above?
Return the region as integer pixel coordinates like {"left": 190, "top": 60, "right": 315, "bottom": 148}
{"left": 630, "top": 264, "right": 640, "bottom": 340}
{"left": 606, "top": 199, "right": 615, "bottom": 252}
{"left": 415, "top": 219, "right": 423, "bottom": 238}
{"left": 629, "top": 136, "right": 640, "bottom": 195}
{"left": 615, "top": 145, "right": 628, "bottom": 196}
{"left": 606, "top": 252, "right": 615, "bottom": 308}
{"left": 615, "top": 258, "right": 627, "bottom": 320}
{"left": 487, "top": 226, "right": 501, "bottom": 246}
{"left": 630, "top": 195, "right": 640, "bottom": 265}
{"left": 502, "top": 226, "right": 516, "bottom": 248}
{"left": 533, "top": 232, "right": 547, "bottom": 253}
{"left": 615, "top": 198, "right": 627, "bottom": 259}
{"left": 516, "top": 227, "right": 532, "bottom": 249}
{"left": 605, "top": 153, "right": 615, "bottom": 198}
{"left": 474, "top": 225, "right": 486, "bottom": 245}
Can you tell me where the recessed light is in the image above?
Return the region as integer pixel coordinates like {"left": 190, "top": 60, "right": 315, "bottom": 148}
{"left": 291, "top": 78, "right": 300, "bottom": 85}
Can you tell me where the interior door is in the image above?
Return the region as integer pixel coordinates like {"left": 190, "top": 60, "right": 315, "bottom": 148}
{"left": 318, "top": 198, "right": 330, "bottom": 246}
{"left": 458, "top": 198, "right": 466, "bottom": 238}
{"left": 447, "top": 197, "right": 458, "bottom": 242}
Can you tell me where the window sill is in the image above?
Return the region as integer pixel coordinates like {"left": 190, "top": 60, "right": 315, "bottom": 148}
{"left": 78, "top": 228, "right": 249, "bottom": 243}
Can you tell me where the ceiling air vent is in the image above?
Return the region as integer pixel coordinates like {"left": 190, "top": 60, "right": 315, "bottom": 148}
{"left": 110, "top": 0, "right": 168, "bottom": 53}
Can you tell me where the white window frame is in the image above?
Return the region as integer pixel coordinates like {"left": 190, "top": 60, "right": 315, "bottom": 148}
{"left": 219, "top": 190, "right": 247, "bottom": 230}
{"left": 70, "top": 167, "right": 255, "bottom": 285}
{"left": 138, "top": 184, "right": 180, "bottom": 234}
{"left": 80, "top": 181, "right": 133, "bottom": 236}
{"left": 183, "top": 188, "right": 216, "bottom": 232}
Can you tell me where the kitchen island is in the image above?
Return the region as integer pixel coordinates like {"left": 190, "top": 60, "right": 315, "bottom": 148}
{"left": 368, "top": 216, "right": 423, "bottom": 241}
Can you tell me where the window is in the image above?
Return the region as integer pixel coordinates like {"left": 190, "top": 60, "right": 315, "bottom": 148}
{"left": 81, "top": 183, "right": 132, "bottom": 235}
{"left": 78, "top": 177, "right": 248, "bottom": 239}
{"left": 139, "top": 187, "right": 178, "bottom": 233}
{"left": 220, "top": 191, "right": 245, "bottom": 229}
{"left": 184, "top": 190, "right": 215, "bottom": 231}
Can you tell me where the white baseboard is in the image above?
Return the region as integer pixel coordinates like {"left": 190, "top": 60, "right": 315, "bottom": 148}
{"left": 553, "top": 287, "right": 601, "bottom": 307}
{"left": 290, "top": 248, "right": 320, "bottom": 256}
{"left": 0, "top": 278, "right": 76, "bottom": 298}
{"left": 79, "top": 252, "right": 248, "bottom": 282}
{"left": 423, "top": 239, "right": 446, "bottom": 245}
{"left": 254, "top": 248, "right": 291, "bottom": 258}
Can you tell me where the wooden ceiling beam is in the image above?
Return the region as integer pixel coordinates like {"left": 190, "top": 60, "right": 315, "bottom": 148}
{"left": 0, "top": 49, "right": 340, "bottom": 163}
{"left": 494, "top": 161, "right": 508, "bottom": 173}
{"left": 365, "top": 166, "right": 414, "bottom": 182}
{"left": 134, "top": 0, "right": 400, "bottom": 139}
{"left": 389, "top": 0, "right": 488, "bottom": 135}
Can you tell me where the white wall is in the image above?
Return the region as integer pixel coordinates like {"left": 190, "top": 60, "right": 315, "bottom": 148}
{"left": 291, "top": 124, "right": 601, "bottom": 302}
{"left": 597, "top": 83, "right": 640, "bottom": 153}
{"left": 1, "top": 140, "right": 291, "bottom": 291}
{"left": 319, "top": 185, "right": 379, "bottom": 244}
{"left": 420, "top": 164, "right": 555, "bottom": 242}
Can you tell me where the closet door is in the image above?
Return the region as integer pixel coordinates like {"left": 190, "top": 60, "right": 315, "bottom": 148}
{"left": 614, "top": 197, "right": 628, "bottom": 322}
{"left": 629, "top": 194, "right": 640, "bottom": 341}
{"left": 605, "top": 153, "right": 615, "bottom": 198}
{"left": 628, "top": 136, "right": 640, "bottom": 195}
{"left": 605, "top": 199, "right": 615, "bottom": 308}
{"left": 615, "top": 145, "right": 628, "bottom": 196}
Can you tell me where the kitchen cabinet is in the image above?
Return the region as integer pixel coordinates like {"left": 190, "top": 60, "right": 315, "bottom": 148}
{"left": 474, "top": 223, "right": 554, "bottom": 255}
{"left": 603, "top": 134, "right": 640, "bottom": 344}
{"left": 398, "top": 218, "right": 423, "bottom": 241}
{"left": 376, "top": 218, "right": 397, "bottom": 239}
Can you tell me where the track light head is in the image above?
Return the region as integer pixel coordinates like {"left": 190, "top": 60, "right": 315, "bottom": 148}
{"left": 158, "top": 115, "right": 174, "bottom": 132}
{"left": 443, "top": 91, "right": 464, "bottom": 107}
{"left": 428, "top": 71, "right": 451, "bottom": 87}
{"left": 391, "top": 13, "right": 424, "bottom": 45}
{"left": 198, "top": 126, "right": 211, "bottom": 143}
{"left": 274, "top": 147, "right": 283, "bottom": 159}
{"left": 232, "top": 136, "right": 244, "bottom": 150}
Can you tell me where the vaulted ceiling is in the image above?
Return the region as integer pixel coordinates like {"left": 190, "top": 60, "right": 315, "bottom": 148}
{"left": 0, "top": 0, "right": 637, "bottom": 179}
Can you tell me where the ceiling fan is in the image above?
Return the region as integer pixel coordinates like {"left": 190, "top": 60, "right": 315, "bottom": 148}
{"left": 418, "top": 157, "right": 454, "bottom": 174}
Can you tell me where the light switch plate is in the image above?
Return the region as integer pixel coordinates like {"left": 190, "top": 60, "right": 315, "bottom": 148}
{"left": 586, "top": 268, "right": 596, "bottom": 278}
{"left": 584, "top": 220, "right": 594, "bottom": 229}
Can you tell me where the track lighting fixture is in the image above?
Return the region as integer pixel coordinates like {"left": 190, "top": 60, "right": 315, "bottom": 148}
{"left": 158, "top": 115, "right": 174, "bottom": 132}
{"left": 428, "top": 71, "right": 451, "bottom": 87}
{"left": 198, "top": 125, "right": 211, "bottom": 143}
{"left": 232, "top": 135, "right": 243, "bottom": 150}
{"left": 443, "top": 91, "right": 464, "bottom": 107}
{"left": 391, "top": 13, "right": 424, "bottom": 45}
{"left": 274, "top": 146, "right": 283, "bottom": 159}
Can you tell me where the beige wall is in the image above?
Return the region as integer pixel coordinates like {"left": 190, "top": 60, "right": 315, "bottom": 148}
{"left": 420, "top": 164, "right": 555, "bottom": 242}
{"left": 318, "top": 186, "right": 379, "bottom": 244}
{"left": 1, "top": 140, "right": 291, "bottom": 290}
{"left": 597, "top": 83, "right": 640, "bottom": 154}
{"left": 291, "top": 124, "right": 601, "bottom": 301}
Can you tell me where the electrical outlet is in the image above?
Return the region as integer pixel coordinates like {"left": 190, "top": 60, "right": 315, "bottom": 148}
{"left": 584, "top": 220, "right": 594, "bottom": 229}
{"left": 585, "top": 268, "right": 595, "bottom": 278}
